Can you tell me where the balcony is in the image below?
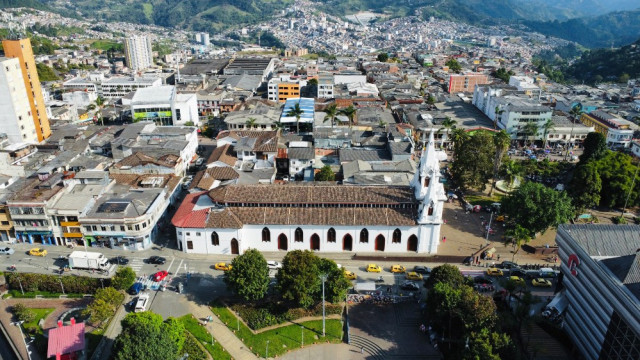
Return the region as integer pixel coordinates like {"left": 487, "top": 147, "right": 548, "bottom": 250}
{"left": 60, "top": 221, "right": 80, "bottom": 226}
{"left": 63, "top": 232, "right": 83, "bottom": 238}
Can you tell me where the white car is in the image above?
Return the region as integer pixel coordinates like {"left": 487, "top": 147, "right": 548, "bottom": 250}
{"left": 267, "top": 261, "right": 282, "bottom": 270}
{"left": 0, "top": 247, "right": 15, "bottom": 255}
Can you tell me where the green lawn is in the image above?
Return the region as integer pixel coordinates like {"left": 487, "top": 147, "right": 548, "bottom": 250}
{"left": 86, "top": 327, "right": 105, "bottom": 358}
{"left": 210, "top": 301, "right": 343, "bottom": 358}
{"left": 22, "top": 308, "right": 54, "bottom": 333}
{"left": 179, "top": 315, "right": 232, "bottom": 360}
{"left": 465, "top": 194, "right": 503, "bottom": 207}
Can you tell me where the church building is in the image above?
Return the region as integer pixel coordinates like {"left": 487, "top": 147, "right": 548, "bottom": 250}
{"left": 171, "top": 132, "right": 447, "bottom": 255}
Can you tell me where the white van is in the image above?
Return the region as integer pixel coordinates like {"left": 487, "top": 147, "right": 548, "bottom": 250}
{"left": 135, "top": 293, "right": 149, "bottom": 312}
{"left": 539, "top": 267, "right": 557, "bottom": 278}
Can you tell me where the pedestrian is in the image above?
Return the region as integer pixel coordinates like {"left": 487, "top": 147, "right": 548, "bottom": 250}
{"left": 442, "top": 236, "right": 446, "bottom": 243}
{"left": 361, "top": 347, "right": 364, "bottom": 354}
{"left": 497, "top": 255, "right": 501, "bottom": 261}
{"left": 443, "top": 219, "right": 447, "bottom": 224}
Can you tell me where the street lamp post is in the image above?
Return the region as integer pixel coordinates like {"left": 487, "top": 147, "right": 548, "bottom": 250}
{"left": 265, "top": 340, "right": 269, "bottom": 359}
{"left": 319, "top": 274, "right": 327, "bottom": 337}
{"left": 59, "top": 277, "right": 65, "bottom": 295}
{"left": 621, "top": 165, "right": 639, "bottom": 217}
{"left": 17, "top": 275, "right": 24, "bottom": 295}
{"left": 300, "top": 325, "right": 304, "bottom": 347}
{"left": 12, "top": 321, "right": 31, "bottom": 360}
{"left": 485, "top": 212, "right": 494, "bottom": 246}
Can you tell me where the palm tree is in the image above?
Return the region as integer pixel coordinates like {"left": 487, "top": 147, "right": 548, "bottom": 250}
{"left": 285, "top": 102, "right": 304, "bottom": 133}
{"left": 565, "top": 105, "right": 583, "bottom": 160}
{"left": 540, "top": 119, "right": 554, "bottom": 150}
{"left": 94, "top": 96, "right": 105, "bottom": 126}
{"left": 505, "top": 224, "right": 532, "bottom": 262}
{"left": 450, "top": 127, "right": 468, "bottom": 152}
{"left": 245, "top": 117, "right": 257, "bottom": 129}
{"left": 494, "top": 106, "right": 504, "bottom": 129}
{"left": 439, "top": 117, "right": 457, "bottom": 147}
{"left": 378, "top": 120, "right": 387, "bottom": 130}
{"left": 490, "top": 130, "right": 511, "bottom": 196}
{"left": 523, "top": 122, "right": 539, "bottom": 147}
{"left": 339, "top": 105, "right": 357, "bottom": 129}
{"left": 500, "top": 159, "right": 520, "bottom": 189}
{"left": 323, "top": 104, "right": 338, "bottom": 128}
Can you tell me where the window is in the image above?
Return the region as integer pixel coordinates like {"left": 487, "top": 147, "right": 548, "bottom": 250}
{"left": 327, "top": 228, "right": 336, "bottom": 243}
{"left": 110, "top": 226, "right": 116, "bottom": 231}
{"left": 428, "top": 202, "right": 434, "bottom": 216}
{"left": 360, "top": 228, "right": 369, "bottom": 243}
{"left": 262, "top": 227, "right": 271, "bottom": 242}
{"left": 101, "top": 226, "right": 107, "bottom": 231}
{"left": 135, "top": 224, "right": 140, "bottom": 231}
{"left": 187, "top": 241, "right": 193, "bottom": 250}
{"left": 392, "top": 229, "right": 401, "bottom": 243}
{"left": 186, "top": 232, "right": 191, "bottom": 236}
{"left": 424, "top": 177, "right": 430, "bottom": 187}
{"left": 295, "top": 227, "right": 303, "bottom": 242}
{"left": 211, "top": 232, "right": 219, "bottom": 246}
{"left": 127, "top": 225, "right": 133, "bottom": 231}
{"left": 196, "top": 232, "right": 201, "bottom": 236}
{"left": 120, "top": 226, "right": 125, "bottom": 231}
{"left": 92, "top": 225, "right": 97, "bottom": 231}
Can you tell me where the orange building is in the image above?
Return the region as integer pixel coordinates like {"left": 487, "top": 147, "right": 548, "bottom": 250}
{"left": 2, "top": 38, "right": 51, "bottom": 142}
{"left": 447, "top": 73, "right": 489, "bottom": 94}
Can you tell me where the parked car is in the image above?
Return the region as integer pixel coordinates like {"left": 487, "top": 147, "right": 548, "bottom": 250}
{"left": 214, "top": 262, "right": 232, "bottom": 271}
{"left": 499, "top": 261, "right": 519, "bottom": 270}
{"left": 532, "top": 278, "right": 553, "bottom": 287}
{"left": 110, "top": 256, "right": 129, "bottom": 265}
{"left": 129, "top": 282, "right": 143, "bottom": 295}
{"left": 267, "top": 261, "right": 282, "bottom": 270}
{"left": 0, "top": 247, "right": 15, "bottom": 255}
{"left": 474, "top": 276, "right": 493, "bottom": 284}
{"left": 344, "top": 270, "right": 357, "bottom": 280}
{"left": 462, "top": 256, "right": 473, "bottom": 265}
{"left": 539, "top": 267, "right": 557, "bottom": 278}
{"left": 413, "top": 266, "right": 431, "bottom": 275}
{"left": 509, "top": 269, "right": 529, "bottom": 278}
{"left": 399, "top": 281, "right": 420, "bottom": 291}
{"left": 509, "top": 276, "right": 526, "bottom": 286}
{"left": 486, "top": 267, "right": 504, "bottom": 276}
{"left": 390, "top": 265, "right": 406, "bottom": 273}
{"left": 153, "top": 270, "right": 169, "bottom": 282}
{"left": 366, "top": 264, "right": 382, "bottom": 273}
{"left": 405, "top": 272, "right": 423, "bottom": 280}
{"left": 29, "top": 248, "right": 47, "bottom": 257}
{"left": 195, "top": 158, "right": 204, "bottom": 166}
{"left": 147, "top": 256, "right": 166, "bottom": 265}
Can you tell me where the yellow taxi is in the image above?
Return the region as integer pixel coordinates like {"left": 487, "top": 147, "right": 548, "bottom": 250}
{"left": 390, "top": 265, "right": 406, "bottom": 273}
{"left": 366, "top": 264, "right": 382, "bottom": 273}
{"left": 532, "top": 278, "right": 552, "bottom": 287}
{"left": 214, "top": 262, "right": 232, "bottom": 271}
{"left": 509, "top": 276, "right": 526, "bottom": 286}
{"left": 344, "top": 270, "right": 357, "bottom": 280}
{"left": 29, "top": 248, "right": 47, "bottom": 257}
{"left": 405, "top": 272, "right": 423, "bottom": 280}
{"left": 486, "top": 267, "right": 504, "bottom": 276}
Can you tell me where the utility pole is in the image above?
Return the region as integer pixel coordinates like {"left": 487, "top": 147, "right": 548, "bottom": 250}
{"left": 301, "top": 325, "right": 304, "bottom": 347}
{"left": 485, "top": 211, "right": 494, "bottom": 246}
{"left": 621, "top": 165, "right": 639, "bottom": 218}
{"left": 320, "top": 274, "right": 327, "bottom": 337}
{"left": 265, "top": 340, "right": 269, "bottom": 359}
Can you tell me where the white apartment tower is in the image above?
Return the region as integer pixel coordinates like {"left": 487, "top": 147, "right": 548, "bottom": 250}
{"left": 124, "top": 35, "right": 153, "bottom": 71}
{"left": 0, "top": 57, "right": 38, "bottom": 144}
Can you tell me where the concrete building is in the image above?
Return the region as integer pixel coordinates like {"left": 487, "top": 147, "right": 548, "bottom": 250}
{"left": 124, "top": 35, "right": 154, "bottom": 72}
{"left": 172, "top": 131, "right": 447, "bottom": 255}
{"left": 317, "top": 74, "right": 334, "bottom": 99}
{"left": 100, "top": 77, "right": 162, "bottom": 99}
{"left": 447, "top": 73, "right": 489, "bottom": 93}
{"left": 498, "top": 102, "right": 553, "bottom": 142}
{"left": 280, "top": 98, "right": 315, "bottom": 132}
{"left": 195, "top": 32, "right": 210, "bottom": 46}
{"left": 2, "top": 38, "right": 51, "bottom": 142}
{"left": 223, "top": 57, "right": 276, "bottom": 83}
{"left": 130, "top": 86, "right": 199, "bottom": 126}
{"left": 508, "top": 76, "right": 541, "bottom": 97}
{"left": 580, "top": 110, "right": 637, "bottom": 149}
{"left": 267, "top": 76, "right": 304, "bottom": 103}
{"left": 0, "top": 57, "right": 39, "bottom": 144}
{"left": 555, "top": 225, "right": 640, "bottom": 360}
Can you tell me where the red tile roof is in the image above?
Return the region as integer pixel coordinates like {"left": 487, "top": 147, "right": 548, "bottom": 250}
{"left": 47, "top": 323, "right": 85, "bottom": 358}
{"left": 171, "top": 192, "right": 209, "bottom": 228}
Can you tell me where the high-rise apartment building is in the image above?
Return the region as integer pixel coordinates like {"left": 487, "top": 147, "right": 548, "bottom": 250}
{"left": 2, "top": 38, "right": 51, "bottom": 142}
{"left": 124, "top": 35, "right": 153, "bottom": 71}
{"left": 0, "top": 57, "right": 39, "bottom": 144}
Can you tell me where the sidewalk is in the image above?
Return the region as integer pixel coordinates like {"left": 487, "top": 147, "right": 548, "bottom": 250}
{"left": 187, "top": 302, "right": 258, "bottom": 360}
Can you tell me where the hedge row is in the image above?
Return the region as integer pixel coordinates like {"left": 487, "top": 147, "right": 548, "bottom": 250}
{"left": 231, "top": 301, "right": 342, "bottom": 330}
{"left": 5, "top": 272, "right": 109, "bottom": 294}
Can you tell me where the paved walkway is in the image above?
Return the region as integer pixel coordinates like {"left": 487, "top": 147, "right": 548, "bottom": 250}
{"left": 187, "top": 302, "right": 258, "bottom": 360}
{"left": 93, "top": 298, "right": 128, "bottom": 360}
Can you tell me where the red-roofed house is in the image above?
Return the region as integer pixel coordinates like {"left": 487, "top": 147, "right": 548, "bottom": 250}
{"left": 47, "top": 320, "right": 85, "bottom": 360}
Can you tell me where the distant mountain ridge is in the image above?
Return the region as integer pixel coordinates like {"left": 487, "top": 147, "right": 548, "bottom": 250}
{"left": 564, "top": 37, "right": 640, "bottom": 83}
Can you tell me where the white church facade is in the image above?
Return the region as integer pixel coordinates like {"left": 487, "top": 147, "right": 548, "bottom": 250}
{"left": 171, "top": 132, "right": 447, "bottom": 255}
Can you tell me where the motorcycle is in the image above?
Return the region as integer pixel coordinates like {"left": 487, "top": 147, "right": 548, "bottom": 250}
{"left": 8, "top": 265, "right": 16, "bottom": 271}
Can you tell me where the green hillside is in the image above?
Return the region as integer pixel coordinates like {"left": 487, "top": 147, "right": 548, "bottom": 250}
{"left": 564, "top": 38, "right": 640, "bottom": 83}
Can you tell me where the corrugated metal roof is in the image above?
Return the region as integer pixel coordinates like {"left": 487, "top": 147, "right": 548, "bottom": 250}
{"left": 47, "top": 323, "right": 85, "bottom": 357}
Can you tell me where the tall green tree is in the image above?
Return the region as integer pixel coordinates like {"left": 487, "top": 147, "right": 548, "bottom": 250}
{"left": 245, "top": 117, "right": 257, "bottom": 129}
{"left": 499, "top": 159, "right": 521, "bottom": 188}
{"left": 316, "top": 258, "right": 351, "bottom": 304}
{"left": 276, "top": 250, "right": 321, "bottom": 308}
{"left": 114, "top": 312, "right": 184, "bottom": 360}
{"left": 502, "top": 181, "right": 574, "bottom": 236}
{"left": 579, "top": 132, "right": 607, "bottom": 164}
{"left": 445, "top": 58, "right": 462, "bottom": 73}
{"left": 323, "top": 104, "right": 338, "bottom": 128}
{"left": 504, "top": 224, "right": 532, "bottom": 262}
{"left": 451, "top": 130, "right": 496, "bottom": 191}
{"left": 377, "top": 53, "right": 389, "bottom": 62}
{"left": 490, "top": 130, "right": 511, "bottom": 196}
{"left": 315, "top": 165, "right": 335, "bottom": 181}
{"left": 285, "top": 102, "right": 304, "bottom": 133}
{"left": 569, "top": 161, "right": 602, "bottom": 211}
{"left": 84, "top": 287, "right": 125, "bottom": 327}
{"left": 111, "top": 267, "right": 136, "bottom": 291}
{"left": 440, "top": 117, "right": 457, "bottom": 147}
{"left": 424, "top": 264, "right": 467, "bottom": 289}
{"left": 522, "top": 122, "right": 539, "bottom": 147}
{"left": 339, "top": 105, "right": 357, "bottom": 129}
{"left": 224, "top": 249, "right": 269, "bottom": 301}
{"left": 593, "top": 151, "right": 639, "bottom": 208}
{"left": 540, "top": 119, "right": 554, "bottom": 149}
